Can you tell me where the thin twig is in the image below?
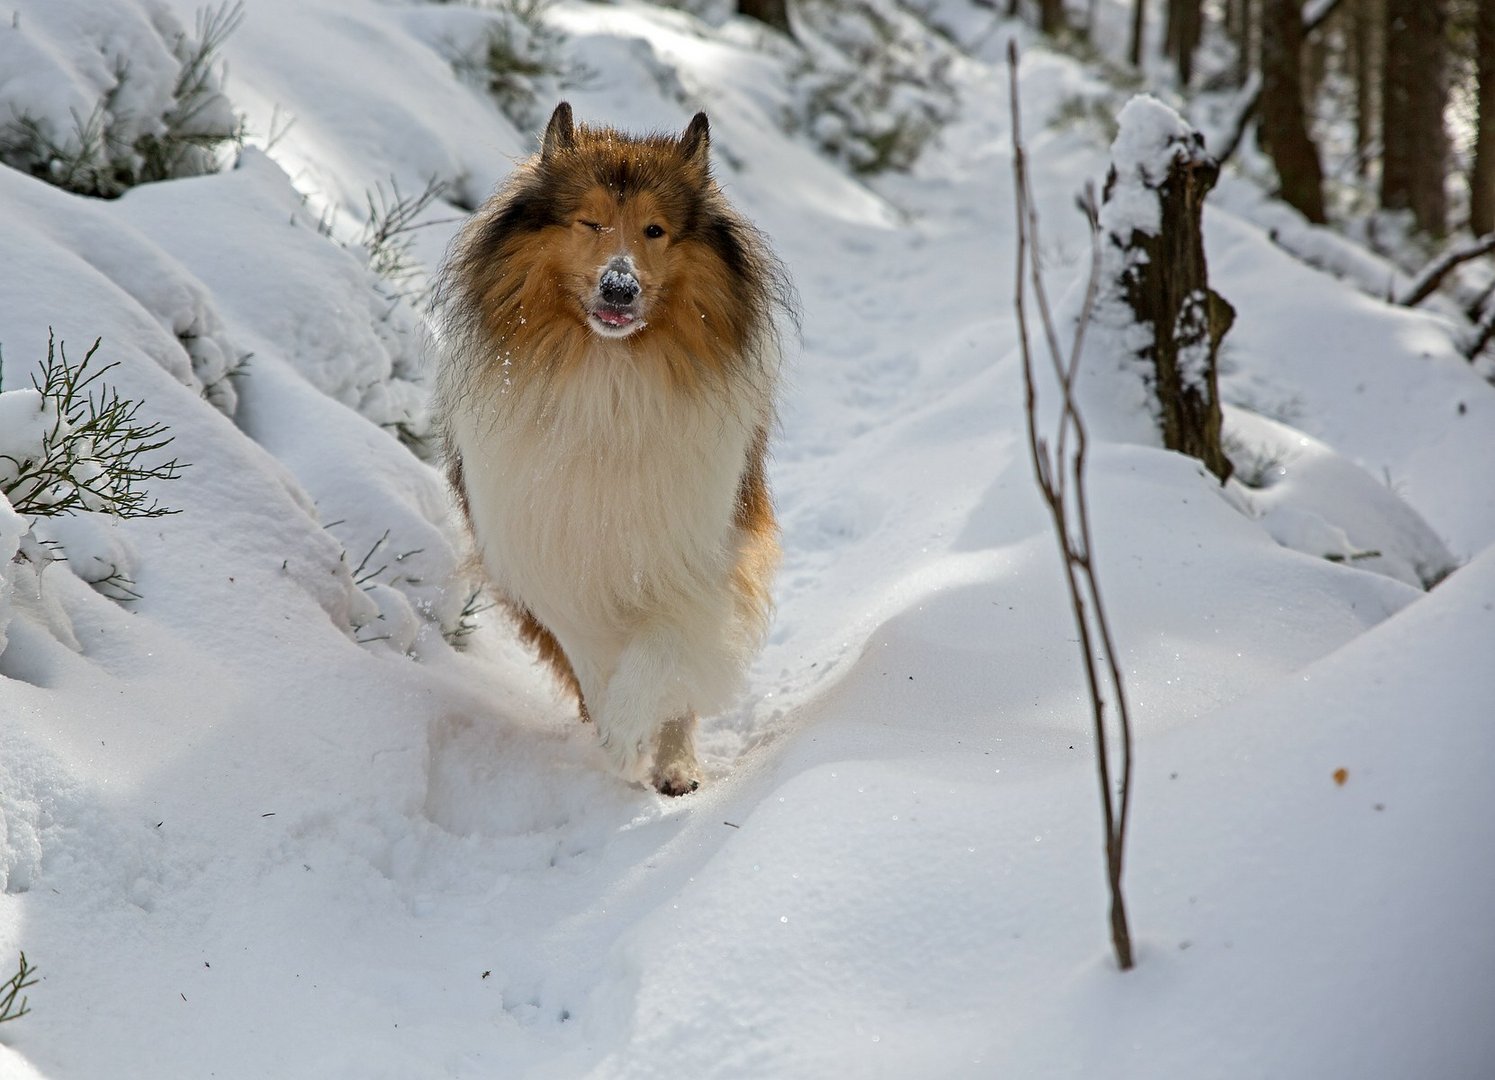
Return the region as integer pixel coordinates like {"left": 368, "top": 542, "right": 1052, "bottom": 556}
{"left": 1008, "top": 42, "right": 1134, "bottom": 970}
{"left": 0, "top": 952, "right": 37, "bottom": 1023}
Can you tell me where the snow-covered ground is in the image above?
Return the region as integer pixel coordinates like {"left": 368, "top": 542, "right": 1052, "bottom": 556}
{"left": 2, "top": 1, "right": 1493, "bottom": 1077}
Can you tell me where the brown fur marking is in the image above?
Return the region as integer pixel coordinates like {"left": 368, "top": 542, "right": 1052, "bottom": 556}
{"left": 511, "top": 604, "right": 590, "bottom": 721}
{"left": 731, "top": 424, "right": 781, "bottom": 630}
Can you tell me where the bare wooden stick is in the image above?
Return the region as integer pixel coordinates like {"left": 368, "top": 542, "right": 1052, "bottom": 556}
{"left": 1008, "top": 42, "right": 1135, "bottom": 971}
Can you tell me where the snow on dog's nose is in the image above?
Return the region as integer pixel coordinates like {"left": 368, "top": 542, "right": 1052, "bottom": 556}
{"left": 599, "top": 264, "right": 640, "bottom": 306}
{"left": 588, "top": 257, "right": 645, "bottom": 337}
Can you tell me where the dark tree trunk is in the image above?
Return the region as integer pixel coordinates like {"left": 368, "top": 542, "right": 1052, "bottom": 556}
{"left": 1128, "top": 0, "right": 1145, "bottom": 66}
{"left": 1165, "top": 0, "right": 1204, "bottom": 85}
{"left": 1472, "top": 0, "right": 1495, "bottom": 235}
{"left": 737, "top": 0, "right": 793, "bottom": 37}
{"left": 1040, "top": 0, "right": 1066, "bottom": 34}
{"left": 1352, "top": 0, "right": 1377, "bottom": 178}
{"left": 1103, "top": 126, "right": 1235, "bottom": 483}
{"left": 1382, "top": 0, "right": 1449, "bottom": 235}
{"left": 1259, "top": 0, "right": 1327, "bottom": 222}
{"left": 1231, "top": 0, "right": 1256, "bottom": 85}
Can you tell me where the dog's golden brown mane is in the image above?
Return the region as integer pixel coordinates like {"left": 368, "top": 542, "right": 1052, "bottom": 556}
{"left": 434, "top": 104, "right": 796, "bottom": 403}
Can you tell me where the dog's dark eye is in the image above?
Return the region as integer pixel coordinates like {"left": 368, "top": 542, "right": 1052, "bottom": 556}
{"left": 644, "top": 224, "right": 665, "bottom": 239}
{"left": 579, "top": 220, "right": 604, "bottom": 232}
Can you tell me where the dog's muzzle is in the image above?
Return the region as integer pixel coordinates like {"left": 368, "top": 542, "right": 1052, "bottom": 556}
{"left": 599, "top": 264, "right": 640, "bottom": 307}
{"left": 589, "top": 257, "right": 645, "bottom": 335}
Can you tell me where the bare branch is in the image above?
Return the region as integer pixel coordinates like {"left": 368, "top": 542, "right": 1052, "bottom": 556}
{"left": 1398, "top": 233, "right": 1495, "bottom": 308}
{"left": 1464, "top": 303, "right": 1495, "bottom": 361}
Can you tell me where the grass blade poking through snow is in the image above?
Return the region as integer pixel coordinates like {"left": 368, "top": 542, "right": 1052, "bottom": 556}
{"left": 0, "top": 952, "right": 37, "bottom": 1024}
{"left": 360, "top": 176, "right": 450, "bottom": 306}
{"left": 1007, "top": 43, "right": 1136, "bottom": 971}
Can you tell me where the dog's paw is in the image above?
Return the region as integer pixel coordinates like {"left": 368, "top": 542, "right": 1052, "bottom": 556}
{"left": 652, "top": 758, "right": 701, "bottom": 798}
{"left": 597, "top": 727, "right": 651, "bottom": 784}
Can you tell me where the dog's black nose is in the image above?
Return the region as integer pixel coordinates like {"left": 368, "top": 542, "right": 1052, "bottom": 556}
{"left": 600, "top": 265, "right": 640, "bottom": 306}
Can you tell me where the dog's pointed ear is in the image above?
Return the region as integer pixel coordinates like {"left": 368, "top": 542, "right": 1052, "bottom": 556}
{"left": 680, "top": 111, "right": 710, "bottom": 167}
{"left": 541, "top": 102, "right": 575, "bottom": 161}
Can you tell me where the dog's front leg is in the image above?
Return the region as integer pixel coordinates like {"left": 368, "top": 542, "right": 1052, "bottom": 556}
{"left": 652, "top": 715, "right": 701, "bottom": 796}
{"left": 596, "top": 623, "right": 694, "bottom": 792}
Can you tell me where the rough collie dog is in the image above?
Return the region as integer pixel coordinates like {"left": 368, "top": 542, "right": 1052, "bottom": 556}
{"left": 433, "top": 102, "right": 794, "bottom": 796}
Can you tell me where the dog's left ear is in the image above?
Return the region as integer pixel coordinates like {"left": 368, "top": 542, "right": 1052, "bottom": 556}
{"left": 542, "top": 101, "right": 576, "bottom": 161}
{"left": 680, "top": 111, "right": 710, "bottom": 167}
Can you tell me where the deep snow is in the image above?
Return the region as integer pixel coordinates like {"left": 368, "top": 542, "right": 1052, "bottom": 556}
{"left": 2, "top": 1, "right": 1493, "bottom": 1078}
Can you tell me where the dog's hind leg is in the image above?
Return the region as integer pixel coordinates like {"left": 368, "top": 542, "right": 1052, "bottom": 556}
{"left": 510, "top": 604, "right": 590, "bottom": 722}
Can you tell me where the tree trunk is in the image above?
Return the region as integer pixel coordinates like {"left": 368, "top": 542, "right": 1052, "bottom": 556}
{"left": 737, "top": 0, "right": 793, "bottom": 37}
{"left": 1259, "top": 0, "right": 1327, "bottom": 222}
{"left": 1381, "top": 0, "right": 1449, "bottom": 235}
{"left": 1352, "top": 0, "right": 1376, "bottom": 178}
{"left": 1040, "top": 0, "right": 1066, "bottom": 34}
{"left": 1165, "top": 0, "right": 1204, "bottom": 85}
{"left": 1129, "top": 0, "right": 1146, "bottom": 66}
{"left": 1102, "top": 111, "right": 1234, "bottom": 483}
{"left": 1472, "top": 0, "right": 1495, "bottom": 235}
{"left": 1231, "top": 0, "right": 1256, "bottom": 85}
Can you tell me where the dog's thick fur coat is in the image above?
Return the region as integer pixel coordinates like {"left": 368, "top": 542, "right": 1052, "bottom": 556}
{"left": 433, "top": 103, "right": 793, "bottom": 794}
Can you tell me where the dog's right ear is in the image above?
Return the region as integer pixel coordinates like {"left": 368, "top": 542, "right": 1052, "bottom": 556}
{"left": 541, "top": 102, "right": 575, "bottom": 161}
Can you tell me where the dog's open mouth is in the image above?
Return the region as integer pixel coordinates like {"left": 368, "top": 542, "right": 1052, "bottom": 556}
{"left": 587, "top": 304, "right": 645, "bottom": 337}
{"left": 594, "top": 306, "right": 635, "bottom": 328}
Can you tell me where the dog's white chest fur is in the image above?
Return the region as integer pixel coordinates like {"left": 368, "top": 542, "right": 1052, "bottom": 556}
{"left": 447, "top": 350, "right": 758, "bottom": 684}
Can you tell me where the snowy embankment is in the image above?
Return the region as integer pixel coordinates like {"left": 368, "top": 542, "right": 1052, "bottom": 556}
{"left": 1, "top": 1, "right": 1493, "bottom": 1077}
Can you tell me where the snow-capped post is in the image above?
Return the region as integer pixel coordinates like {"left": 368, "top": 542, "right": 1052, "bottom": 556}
{"left": 1098, "top": 97, "right": 1233, "bottom": 483}
{"left": 1007, "top": 43, "right": 1135, "bottom": 972}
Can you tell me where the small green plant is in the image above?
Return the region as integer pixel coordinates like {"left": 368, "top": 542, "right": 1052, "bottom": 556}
{"left": 92, "top": 566, "right": 144, "bottom": 603}
{"left": 1, "top": 105, "right": 119, "bottom": 197}
{"left": 342, "top": 528, "right": 426, "bottom": 592}
{"left": 1221, "top": 433, "right": 1286, "bottom": 489}
{"left": 0, "top": 952, "right": 37, "bottom": 1024}
{"left": 0, "top": 2, "right": 244, "bottom": 198}
{"left": 443, "top": 586, "right": 495, "bottom": 651}
{"left": 789, "top": 0, "right": 957, "bottom": 174}
{"left": 334, "top": 527, "right": 425, "bottom": 646}
{"left": 0, "top": 332, "right": 184, "bottom": 519}
{"left": 443, "top": 0, "right": 584, "bottom": 132}
{"left": 360, "top": 176, "right": 450, "bottom": 304}
{"left": 134, "top": 2, "right": 246, "bottom": 184}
